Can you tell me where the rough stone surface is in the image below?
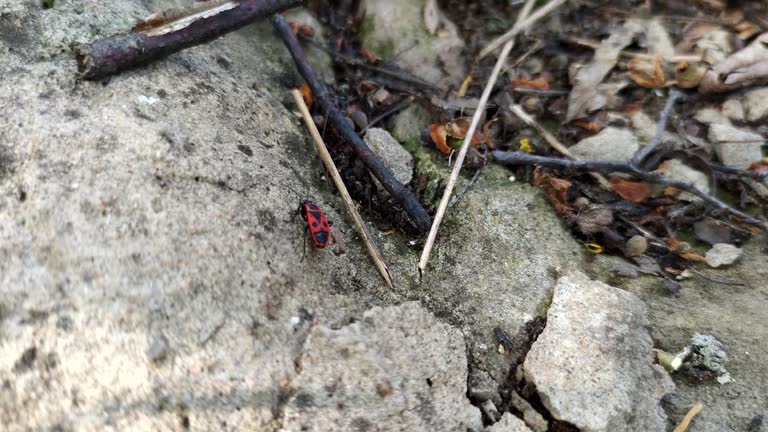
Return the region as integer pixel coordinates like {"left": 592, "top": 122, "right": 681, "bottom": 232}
{"left": 743, "top": 87, "right": 768, "bottom": 122}
{"left": 569, "top": 127, "right": 639, "bottom": 161}
{"left": 524, "top": 271, "right": 674, "bottom": 432}
{"left": 364, "top": 127, "right": 414, "bottom": 185}
{"left": 695, "top": 107, "right": 731, "bottom": 125}
{"left": 485, "top": 413, "right": 534, "bottom": 432}
{"left": 392, "top": 104, "right": 432, "bottom": 145}
{"left": 630, "top": 110, "right": 680, "bottom": 146}
{"left": 281, "top": 302, "right": 483, "bottom": 432}
{"left": 468, "top": 368, "right": 502, "bottom": 406}
{"left": 414, "top": 165, "right": 584, "bottom": 383}
{"left": 659, "top": 159, "right": 710, "bottom": 202}
{"left": 0, "top": 2, "right": 586, "bottom": 426}
{"left": 722, "top": 98, "right": 745, "bottom": 122}
{"left": 360, "top": 0, "right": 466, "bottom": 87}
{"left": 708, "top": 123, "right": 765, "bottom": 168}
{"left": 705, "top": 243, "right": 743, "bottom": 268}
{"left": 588, "top": 238, "right": 768, "bottom": 432}
{"left": 509, "top": 392, "right": 548, "bottom": 432}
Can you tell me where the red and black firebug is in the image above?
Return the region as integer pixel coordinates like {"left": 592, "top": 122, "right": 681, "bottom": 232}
{"left": 299, "top": 200, "right": 333, "bottom": 256}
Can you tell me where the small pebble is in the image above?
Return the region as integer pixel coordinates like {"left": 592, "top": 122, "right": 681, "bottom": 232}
{"left": 624, "top": 235, "right": 648, "bottom": 257}
{"left": 705, "top": 243, "right": 742, "bottom": 268}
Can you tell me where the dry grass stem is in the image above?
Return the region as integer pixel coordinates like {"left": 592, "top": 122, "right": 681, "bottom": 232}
{"left": 291, "top": 89, "right": 394, "bottom": 288}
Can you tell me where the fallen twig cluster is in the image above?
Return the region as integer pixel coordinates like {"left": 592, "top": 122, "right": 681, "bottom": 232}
{"left": 272, "top": 14, "right": 433, "bottom": 232}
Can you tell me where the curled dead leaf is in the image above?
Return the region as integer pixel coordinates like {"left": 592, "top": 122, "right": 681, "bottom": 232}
{"left": 445, "top": 118, "right": 485, "bottom": 146}
{"left": 571, "top": 119, "right": 603, "bottom": 134}
{"left": 429, "top": 124, "right": 451, "bottom": 154}
{"left": 481, "top": 117, "right": 498, "bottom": 149}
{"left": 533, "top": 168, "right": 573, "bottom": 214}
{"left": 628, "top": 54, "right": 666, "bottom": 88}
{"left": 610, "top": 177, "right": 652, "bottom": 202}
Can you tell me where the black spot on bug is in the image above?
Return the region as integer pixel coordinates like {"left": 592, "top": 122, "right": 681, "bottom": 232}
{"left": 312, "top": 221, "right": 318, "bottom": 228}
{"left": 314, "top": 231, "right": 329, "bottom": 245}
{"left": 309, "top": 210, "right": 323, "bottom": 220}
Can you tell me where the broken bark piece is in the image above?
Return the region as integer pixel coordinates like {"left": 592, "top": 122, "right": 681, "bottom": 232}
{"left": 76, "top": 0, "right": 302, "bottom": 80}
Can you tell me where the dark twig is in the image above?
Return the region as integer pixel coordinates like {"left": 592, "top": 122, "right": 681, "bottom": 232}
{"left": 492, "top": 150, "right": 768, "bottom": 229}
{"left": 631, "top": 88, "right": 683, "bottom": 169}
{"left": 686, "top": 266, "right": 746, "bottom": 287}
{"left": 76, "top": 0, "right": 301, "bottom": 80}
{"left": 272, "top": 14, "right": 432, "bottom": 232}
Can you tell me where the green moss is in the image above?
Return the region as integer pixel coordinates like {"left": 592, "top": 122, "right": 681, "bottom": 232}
{"left": 361, "top": 16, "right": 396, "bottom": 59}
{"left": 535, "top": 288, "right": 555, "bottom": 318}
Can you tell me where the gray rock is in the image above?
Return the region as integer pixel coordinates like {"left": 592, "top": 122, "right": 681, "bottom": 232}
{"left": 360, "top": 0, "right": 466, "bottom": 87}
{"left": 587, "top": 239, "right": 768, "bottom": 432}
{"left": 509, "top": 392, "right": 548, "bottom": 432}
{"left": 659, "top": 159, "right": 710, "bottom": 202}
{"left": 392, "top": 104, "right": 433, "bottom": 145}
{"left": 485, "top": 413, "right": 534, "bottom": 432}
{"left": 569, "top": 127, "right": 639, "bottom": 161}
{"left": 481, "top": 400, "right": 501, "bottom": 423}
{"left": 364, "top": 128, "right": 414, "bottom": 185}
{"left": 705, "top": 243, "right": 743, "bottom": 268}
{"left": 708, "top": 123, "right": 765, "bottom": 168}
{"left": 281, "top": 302, "right": 483, "bottom": 432}
{"left": 695, "top": 107, "right": 732, "bottom": 125}
{"left": 744, "top": 87, "right": 768, "bottom": 122}
{"left": 630, "top": 110, "right": 681, "bottom": 147}
{"left": 468, "top": 368, "right": 502, "bottom": 406}
{"left": 523, "top": 272, "right": 674, "bottom": 432}
{"left": 722, "top": 98, "right": 745, "bottom": 122}
{"left": 419, "top": 165, "right": 584, "bottom": 383}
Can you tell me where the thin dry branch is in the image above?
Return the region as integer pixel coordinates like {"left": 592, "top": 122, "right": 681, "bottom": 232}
{"left": 291, "top": 89, "right": 394, "bottom": 288}
{"left": 492, "top": 150, "right": 768, "bottom": 229}
{"left": 76, "top": 0, "right": 301, "bottom": 80}
{"left": 631, "top": 88, "right": 683, "bottom": 169}
{"left": 419, "top": 0, "right": 550, "bottom": 275}
{"left": 478, "top": 0, "right": 568, "bottom": 60}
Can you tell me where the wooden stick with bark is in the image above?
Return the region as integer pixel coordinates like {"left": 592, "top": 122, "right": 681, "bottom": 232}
{"left": 272, "top": 14, "right": 433, "bottom": 232}
{"left": 76, "top": 0, "right": 302, "bottom": 80}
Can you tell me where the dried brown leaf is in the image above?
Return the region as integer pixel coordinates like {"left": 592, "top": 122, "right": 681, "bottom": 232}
{"left": 533, "top": 168, "right": 573, "bottom": 213}
{"left": 429, "top": 124, "right": 451, "bottom": 154}
{"left": 610, "top": 177, "right": 652, "bottom": 202}
{"left": 628, "top": 55, "right": 666, "bottom": 88}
